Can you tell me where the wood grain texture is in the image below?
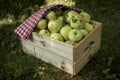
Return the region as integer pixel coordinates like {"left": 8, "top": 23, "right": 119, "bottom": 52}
{"left": 73, "top": 41, "right": 101, "bottom": 75}
{"left": 32, "top": 32, "right": 74, "bottom": 61}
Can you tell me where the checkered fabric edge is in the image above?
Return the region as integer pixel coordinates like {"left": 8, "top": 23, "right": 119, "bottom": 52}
{"left": 14, "top": 4, "right": 83, "bottom": 40}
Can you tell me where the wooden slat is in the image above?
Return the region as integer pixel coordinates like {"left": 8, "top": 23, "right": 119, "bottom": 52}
{"left": 32, "top": 32, "right": 74, "bottom": 61}
{"left": 73, "top": 41, "right": 101, "bottom": 75}
{"left": 35, "top": 46, "right": 73, "bottom": 75}
{"left": 21, "top": 39, "right": 35, "bottom": 55}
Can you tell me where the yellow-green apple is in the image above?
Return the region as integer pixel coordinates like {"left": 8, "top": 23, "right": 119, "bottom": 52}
{"left": 79, "top": 12, "right": 91, "bottom": 23}
{"left": 70, "top": 15, "right": 85, "bottom": 29}
{"left": 65, "top": 10, "right": 78, "bottom": 23}
{"left": 50, "top": 33, "right": 64, "bottom": 42}
{"left": 58, "top": 16, "right": 65, "bottom": 26}
{"left": 68, "top": 29, "right": 83, "bottom": 42}
{"left": 60, "top": 25, "right": 72, "bottom": 40}
{"left": 79, "top": 29, "right": 88, "bottom": 37}
{"left": 45, "top": 0, "right": 76, "bottom": 6}
{"left": 45, "top": 11, "right": 57, "bottom": 20}
{"left": 65, "top": 40, "right": 73, "bottom": 44}
{"left": 39, "top": 29, "right": 50, "bottom": 37}
{"left": 37, "top": 19, "right": 47, "bottom": 29}
{"left": 48, "top": 20, "right": 62, "bottom": 33}
{"left": 85, "top": 23, "right": 94, "bottom": 32}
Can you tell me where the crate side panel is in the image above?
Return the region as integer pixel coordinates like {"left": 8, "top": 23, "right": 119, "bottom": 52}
{"left": 73, "top": 41, "right": 101, "bottom": 75}
{"left": 21, "top": 39, "right": 74, "bottom": 75}
{"left": 73, "top": 22, "right": 102, "bottom": 62}
{"left": 32, "top": 32, "right": 74, "bottom": 61}
{"left": 35, "top": 46, "right": 74, "bottom": 75}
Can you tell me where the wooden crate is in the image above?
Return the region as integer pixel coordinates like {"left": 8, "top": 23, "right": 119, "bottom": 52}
{"left": 21, "top": 21, "right": 102, "bottom": 75}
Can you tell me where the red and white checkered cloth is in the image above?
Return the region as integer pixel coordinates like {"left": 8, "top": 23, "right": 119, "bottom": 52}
{"left": 14, "top": 4, "right": 83, "bottom": 40}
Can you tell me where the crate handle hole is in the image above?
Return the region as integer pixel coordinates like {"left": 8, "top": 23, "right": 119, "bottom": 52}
{"left": 90, "top": 41, "right": 95, "bottom": 45}
{"left": 84, "top": 41, "right": 95, "bottom": 52}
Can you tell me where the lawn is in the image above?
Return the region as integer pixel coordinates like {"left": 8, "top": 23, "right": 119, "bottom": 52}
{"left": 0, "top": 0, "right": 120, "bottom": 80}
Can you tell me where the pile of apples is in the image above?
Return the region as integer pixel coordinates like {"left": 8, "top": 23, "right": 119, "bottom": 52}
{"left": 36, "top": 9, "right": 94, "bottom": 45}
{"left": 45, "top": 0, "right": 76, "bottom": 6}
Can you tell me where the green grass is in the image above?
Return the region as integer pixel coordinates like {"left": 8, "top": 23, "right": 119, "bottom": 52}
{"left": 0, "top": 0, "right": 120, "bottom": 80}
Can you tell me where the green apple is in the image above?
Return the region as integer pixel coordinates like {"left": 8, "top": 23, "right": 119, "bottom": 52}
{"left": 37, "top": 19, "right": 47, "bottom": 29}
{"left": 58, "top": 16, "right": 64, "bottom": 21}
{"left": 60, "top": 25, "right": 72, "bottom": 40}
{"left": 79, "top": 12, "right": 91, "bottom": 23}
{"left": 50, "top": 33, "right": 64, "bottom": 42}
{"left": 48, "top": 20, "right": 63, "bottom": 33}
{"left": 85, "top": 23, "right": 94, "bottom": 32}
{"left": 69, "top": 2, "right": 76, "bottom": 6}
{"left": 45, "top": 11, "right": 57, "bottom": 21}
{"left": 70, "top": 15, "right": 85, "bottom": 29}
{"left": 65, "top": 10, "right": 78, "bottom": 23}
{"left": 58, "top": 16, "right": 65, "bottom": 26}
{"left": 68, "top": 29, "right": 83, "bottom": 42}
{"left": 65, "top": 40, "right": 73, "bottom": 44}
{"left": 79, "top": 29, "right": 88, "bottom": 37}
{"left": 39, "top": 29, "right": 50, "bottom": 37}
{"left": 45, "top": 0, "right": 76, "bottom": 6}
